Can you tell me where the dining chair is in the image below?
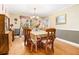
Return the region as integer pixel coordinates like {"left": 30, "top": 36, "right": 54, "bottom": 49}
{"left": 41, "top": 28, "right": 56, "bottom": 54}
{"left": 23, "top": 28, "right": 32, "bottom": 47}
{"left": 23, "top": 28, "right": 41, "bottom": 52}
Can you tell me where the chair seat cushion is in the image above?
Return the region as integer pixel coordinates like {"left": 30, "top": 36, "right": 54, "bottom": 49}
{"left": 41, "top": 40, "right": 47, "bottom": 43}
{"left": 41, "top": 39, "right": 52, "bottom": 44}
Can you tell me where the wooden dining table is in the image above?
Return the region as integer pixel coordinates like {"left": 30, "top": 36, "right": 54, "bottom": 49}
{"left": 30, "top": 30, "right": 47, "bottom": 52}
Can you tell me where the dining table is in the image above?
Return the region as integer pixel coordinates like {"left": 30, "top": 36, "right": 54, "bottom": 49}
{"left": 30, "top": 30, "right": 47, "bottom": 52}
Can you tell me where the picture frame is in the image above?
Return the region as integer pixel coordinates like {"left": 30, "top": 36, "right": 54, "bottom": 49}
{"left": 56, "top": 14, "right": 66, "bottom": 25}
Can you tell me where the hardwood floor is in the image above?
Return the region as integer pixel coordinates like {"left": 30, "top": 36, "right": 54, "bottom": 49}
{"left": 9, "top": 37, "right": 79, "bottom": 55}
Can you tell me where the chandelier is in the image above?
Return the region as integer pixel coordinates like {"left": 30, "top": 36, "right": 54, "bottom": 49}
{"left": 30, "top": 8, "right": 41, "bottom": 29}
{"left": 31, "top": 8, "right": 39, "bottom": 20}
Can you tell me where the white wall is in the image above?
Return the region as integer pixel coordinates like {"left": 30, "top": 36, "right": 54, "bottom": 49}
{"left": 0, "top": 4, "right": 4, "bottom": 14}
{"left": 9, "top": 13, "right": 20, "bottom": 29}
{"left": 49, "top": 5, "right": 79, "bottom": 31}
{"left": 49, "top": 16, "right": 56, "bottom": 28}
{"left": 0, "top": 4, "right": 10, "bottom": 17}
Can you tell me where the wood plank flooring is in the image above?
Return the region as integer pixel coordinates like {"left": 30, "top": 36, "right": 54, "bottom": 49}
{"left": 9, "top": 37, "right": 79, "bottom": 55}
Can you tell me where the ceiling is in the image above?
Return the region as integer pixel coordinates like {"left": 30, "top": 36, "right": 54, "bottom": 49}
{"left": 5, "top": 4, "right": 74, "bottom": 16}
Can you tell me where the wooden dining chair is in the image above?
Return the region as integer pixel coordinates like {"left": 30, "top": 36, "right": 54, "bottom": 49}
{"left": 23, "top": 28, "right": 32, "bottom": 47}
{"left": 23, "top": 28, "right": 41, "bottom": 52}
{"left": 41, "top": 28, "right": 56, "bottom": 54}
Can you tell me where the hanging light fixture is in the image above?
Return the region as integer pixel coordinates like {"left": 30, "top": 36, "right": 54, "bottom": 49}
{"left": 32, "top": 8, "right": 36, "bottom": 18}
{"left": 31, "top": 8, "right": 39, "bottom": 20}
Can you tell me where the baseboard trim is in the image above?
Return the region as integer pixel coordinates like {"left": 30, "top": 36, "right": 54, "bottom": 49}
{"left": 56, "top": 38, "right": 79, "bottom": 48}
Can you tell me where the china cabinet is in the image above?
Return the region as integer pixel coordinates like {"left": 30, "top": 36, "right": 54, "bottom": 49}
{"left": 0, "top": 14, "right": 10, "bottom": 54}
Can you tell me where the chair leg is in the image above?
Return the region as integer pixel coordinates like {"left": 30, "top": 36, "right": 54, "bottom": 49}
{"left": 51, "top": 44, "right": 54, "bottom": 54}
{"left": 45, "top": 45, "right": 48, "bottom": 53}
{"left": 30, "top": 43, "right": 33, "bottom": 52}
{"left": 52, "top": 48, "right": 54, "bottom": 54}
{"left": 24, "top": 38, "right": 27, "bottom": 46}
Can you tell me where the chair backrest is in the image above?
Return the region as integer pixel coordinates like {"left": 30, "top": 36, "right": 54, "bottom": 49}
{"left": 23, "top": 28, "right": 32, "bottom": 40}
{"left": 46, "top": 28, "right": 56, "bottom": 40}
{"left": 26, "top": 28, "right": 31, "bottom": 38}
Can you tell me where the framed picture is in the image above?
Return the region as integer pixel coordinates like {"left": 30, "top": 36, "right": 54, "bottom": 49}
{"left": 56, "top": 14, "right": 66, "bottom": 25}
